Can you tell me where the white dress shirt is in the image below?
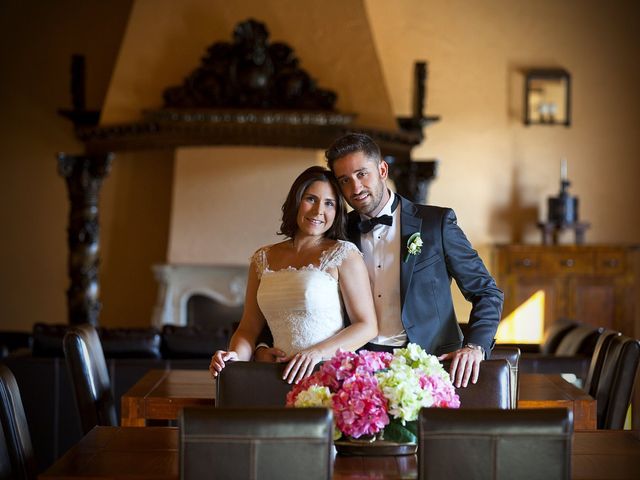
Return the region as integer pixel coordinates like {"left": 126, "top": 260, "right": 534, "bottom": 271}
{"left": 360, "top": 192, "right": 407, "bottom": 346}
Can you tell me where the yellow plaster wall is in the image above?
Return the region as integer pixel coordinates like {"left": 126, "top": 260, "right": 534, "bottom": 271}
{"left": 102, "top": 0, "right": 395, "bottom": 129}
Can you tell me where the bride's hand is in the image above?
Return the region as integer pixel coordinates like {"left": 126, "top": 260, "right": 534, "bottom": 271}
{"left": 209, "top": 350, "right": 239, "bottom": 378}
{"left": 282, "top": 350, "right": 323, "bottom": 384}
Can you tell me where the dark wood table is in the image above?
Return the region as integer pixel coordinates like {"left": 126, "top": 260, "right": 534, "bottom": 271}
{"left": 121, "top": 370, "right": 596, "bottom": 430}
{"left": 121, "top": 369, "right": 214, "bottom": 426}
{"left": 517, "top": 374, "right": 597, "bottom": 430}
{"left": 39, "top": 426, "right": 640, "bottom": 480}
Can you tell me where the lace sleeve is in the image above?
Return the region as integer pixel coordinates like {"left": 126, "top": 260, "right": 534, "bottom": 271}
{"left": 319, "top": 240, "right": 362, "bottom": 271}
{"left": 250, "top": 246, "right": 270, "bottom": 279}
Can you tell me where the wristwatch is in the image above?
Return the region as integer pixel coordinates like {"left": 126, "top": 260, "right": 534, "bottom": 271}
{"left": 465, "top": 343, "right": 485, "bottom": 358}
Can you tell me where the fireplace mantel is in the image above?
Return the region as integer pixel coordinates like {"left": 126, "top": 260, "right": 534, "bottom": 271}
{"left": 152, "top": 264, "right": 247, "bottom": 328}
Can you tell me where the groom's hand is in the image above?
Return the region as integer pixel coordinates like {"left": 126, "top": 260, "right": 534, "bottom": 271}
{"left": 254, "top": 346, "right": 287, "bottom": 363}
{"left": 438, "top": 346, "right": 483, "bottom": 388}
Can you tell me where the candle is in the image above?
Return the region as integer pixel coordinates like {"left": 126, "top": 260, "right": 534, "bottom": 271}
{"left": 560, "top": 158, "right": 568, "bottom": 181}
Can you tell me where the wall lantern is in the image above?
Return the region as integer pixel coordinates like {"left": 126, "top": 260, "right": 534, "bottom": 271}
{"left": 524, "top": 69, "right": 571, "bottom": 126}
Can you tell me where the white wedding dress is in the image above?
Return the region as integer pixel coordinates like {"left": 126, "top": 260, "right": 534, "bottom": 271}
{"left": 252, "top": 240, "right": 360, "bottom": 356}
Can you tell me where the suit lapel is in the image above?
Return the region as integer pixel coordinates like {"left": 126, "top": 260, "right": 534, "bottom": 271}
{"left": 399, "top": 197, "right": 422, "bottom": 307}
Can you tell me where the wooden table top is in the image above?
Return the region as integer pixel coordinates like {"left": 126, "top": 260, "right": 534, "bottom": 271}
{"left": 40, "top": 427, "right": 640, "bottom": 480}
{"left": 121, "top": 369, "right": 596, "bottom": 430}
{"left": 518, "top": 374, "right": 597, "bottom": 430}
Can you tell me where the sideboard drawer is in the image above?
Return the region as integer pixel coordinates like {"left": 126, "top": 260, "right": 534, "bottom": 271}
{"left": 595, "top": 251, "right": 627, "bottom": 275}
{"left": 541, "top": 252, "right": 594, "bottom": 274}
{"left": 507, "top": 253, "right": 542, "bottom": 273}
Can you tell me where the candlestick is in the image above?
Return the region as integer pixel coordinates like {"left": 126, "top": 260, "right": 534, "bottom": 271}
{"left": 560, "top": 158, "right": 568, "bottom": 181}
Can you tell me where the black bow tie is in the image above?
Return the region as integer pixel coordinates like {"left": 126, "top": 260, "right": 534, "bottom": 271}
{"left": 358, "top": 214, "right": 393, "bottom": 233}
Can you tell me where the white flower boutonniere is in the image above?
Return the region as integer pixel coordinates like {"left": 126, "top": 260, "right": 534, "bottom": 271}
{"left": 404, "top": 232, "right": 423, "bottom": 263}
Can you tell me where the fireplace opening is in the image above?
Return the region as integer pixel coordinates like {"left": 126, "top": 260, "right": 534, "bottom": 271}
{"left": 186, "top": 294, "right": 243, "bottom": 332}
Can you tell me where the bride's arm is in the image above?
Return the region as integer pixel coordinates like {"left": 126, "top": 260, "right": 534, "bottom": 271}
{"left": 283, "top": 249, "right": 378, "bottom": 383}
{"left": 209, "top": 261, "right": 267, "bottom": 377}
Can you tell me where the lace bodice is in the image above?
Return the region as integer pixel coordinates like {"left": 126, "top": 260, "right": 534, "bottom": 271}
{"left": 252, "top": 240, "right": 360, "bottom": 356}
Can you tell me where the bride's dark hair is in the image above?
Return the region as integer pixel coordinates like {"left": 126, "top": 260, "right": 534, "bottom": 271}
{"left": 279, "top": 166, "right": 347, "bottom": 240}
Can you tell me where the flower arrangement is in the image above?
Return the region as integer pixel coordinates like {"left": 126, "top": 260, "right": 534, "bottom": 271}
{"left": 286, "top": 343, "right": 460, "bottom": 443}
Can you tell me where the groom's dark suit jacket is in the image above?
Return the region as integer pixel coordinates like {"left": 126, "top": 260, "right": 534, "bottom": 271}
{"left": 347, "top": 195, "right": 503, "bottom": 356}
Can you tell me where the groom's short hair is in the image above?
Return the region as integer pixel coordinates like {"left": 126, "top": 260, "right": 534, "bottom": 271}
{"left": 325, "top": 133, "right": 382, "bottom": 171}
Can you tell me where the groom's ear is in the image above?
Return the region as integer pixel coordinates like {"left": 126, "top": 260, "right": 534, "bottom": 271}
{"left": 378, "top": 159, "right": 389, "bottom": 180}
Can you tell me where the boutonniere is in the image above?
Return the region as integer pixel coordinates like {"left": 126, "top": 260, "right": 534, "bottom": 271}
{"left": 404, "top": 232, "right": 423, "bottom": 262}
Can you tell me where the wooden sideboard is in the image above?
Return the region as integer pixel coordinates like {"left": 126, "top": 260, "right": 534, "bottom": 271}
{"left": 492, "top": 244, "right": 639, "bottom": 338}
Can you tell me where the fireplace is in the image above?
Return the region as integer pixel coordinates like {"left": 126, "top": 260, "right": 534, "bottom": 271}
{"left": 151, "top": 264, "right": 247, "bottom": 329}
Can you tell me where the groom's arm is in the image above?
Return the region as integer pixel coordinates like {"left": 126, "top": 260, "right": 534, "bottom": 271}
{"left": 439, "top": 208, "right": 504, "bottom": 387}
{"left": 253, "top": 325, "right": 287, "bottom": 362}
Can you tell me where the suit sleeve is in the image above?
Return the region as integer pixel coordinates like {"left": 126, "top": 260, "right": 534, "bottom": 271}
{"left": 440, "top": 208, "right": 503, "bottom": 355}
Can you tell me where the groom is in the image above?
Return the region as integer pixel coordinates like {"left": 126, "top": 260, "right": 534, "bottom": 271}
{"left": 258, "top": 133, "right": 503, "bottom": 388}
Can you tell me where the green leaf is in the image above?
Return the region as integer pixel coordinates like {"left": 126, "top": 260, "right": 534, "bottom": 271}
{"left": 382, "top": 420, "right": 417, "bottom": 444}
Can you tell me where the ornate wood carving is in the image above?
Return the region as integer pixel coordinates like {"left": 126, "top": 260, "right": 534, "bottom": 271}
{"left": 397, "top": 61, "right": 441, "bottom": 138}
{"left": 58, "top": 55, "right": 101, "bottom": 128}
{"left": 163, "top": 19, "right": 336, "bottom": 111}
{"left": 388, "top": 159, "right": 438, "bottom": 204}
{"left": 58, "top": 153, "right": 113, "bottom": 325}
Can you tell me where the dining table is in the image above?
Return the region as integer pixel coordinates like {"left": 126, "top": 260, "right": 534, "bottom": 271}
{"left": 120, "top": 369, "right": 597, "bottom": 430}
{"left": 39, "top": 426, "right": 640, "bottom": 480}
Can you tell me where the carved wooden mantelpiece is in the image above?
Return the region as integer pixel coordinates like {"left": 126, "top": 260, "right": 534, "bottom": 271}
{"left": 78, "top": 109, "right": 422, "bottom": 163}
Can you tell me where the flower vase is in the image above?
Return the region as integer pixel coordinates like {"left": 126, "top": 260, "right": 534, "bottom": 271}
{"left": 334, "top": 435, "right": 417, "bottom": 456}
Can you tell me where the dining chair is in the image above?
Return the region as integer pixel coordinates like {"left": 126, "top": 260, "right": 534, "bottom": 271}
{"left": 583, "top": 329, "right": 620, "bottom": 396}
{"left": 442, "top": 359, "right": 512, "bottom": 409}
{"left": 62, "top": 323, "right": 117, "bottom": 434}
{"left": 490, "top": 346, "right": 521, "bottom": 408}
{"left": 216, "top": 361, "right": 296, "bottom": 407}
{"left": 179, "top": 406, "right": 333, "bottom": 480}
{"left": 418, "top": 407, "right": 573, "bottom": 480}
{"left": 0, "top": 365, "right": 37, "bottom": 480}
{"left": 592, "top": 334, "right": 640, "bottom": 429}
{"left": 520, "top": 324, "right": 603, "bottom": 382}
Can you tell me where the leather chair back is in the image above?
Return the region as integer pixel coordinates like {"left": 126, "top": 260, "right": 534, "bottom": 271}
{"left": 594, "top": 334, "right": 640, "bottom": 429}
{"left": 216, "top": 361, "right": 294, "bottom": 407}
{"left": 0, "top": 365, "right": 37, "bottom": 480}
{"left": 490, "top": 347, "right": 521, "bottom": 408}
{"left": 63, "top": 324, "right": 117, "bottom": 434}
{"left": 442, "top": 359, "right": 512, "bottom": 409}
{"left": 540, "top": 319, "right": 578, "bottom": 354}
{"left": 554, "top": 325, "right": 602, "bottom": 356}
{"left": 180, "top": 407, "right": 333, "bottom": 480}
{"left": 418, "top": 408, "right": 573, "bottom": 480}
{"left": 583, "top": 329, "right": 620, "bottom": 396}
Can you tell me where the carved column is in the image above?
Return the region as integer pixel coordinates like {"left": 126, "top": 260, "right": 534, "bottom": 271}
{"left": 57, "top": 153, "right": 113, "bottom": 325}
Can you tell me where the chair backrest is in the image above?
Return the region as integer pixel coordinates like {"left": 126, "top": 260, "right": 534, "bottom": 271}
{"left": 180, "top": 407, "right": 333, "bottom": 480}
{"left": 490, "top": 347, "right": 521, "bottom": 408}
{"left": 216, "top": 361, "right": 294, "bottom": 407}
{"left": 0, "top": 365, "right": 37, "bottom": 480}
{"left": 62, "top": 324, "right": 117, "bottom": 434}
{"left": 540, "top": 319, "right": 579, "bottom": 354}
{"left": 594, "top": 334, "right": 640, "bottom": 429}
{"left": 418, "top": 408, "right": 573, "bottom": 480}
{"left": 442, "top": 359, "right": 512, "bottom": 409}
{"left": 554, "top": 325, "right": 602, "bottom": 356}
{"left": 583, "top": 329, "right": 620, "bottom": 396}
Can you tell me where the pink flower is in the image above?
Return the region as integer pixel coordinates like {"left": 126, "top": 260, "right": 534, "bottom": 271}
{"left": 332, "top": 374, "right": 389, "bottom": 438}
{"left": 420, "top": 375, "right": 461, "bottom": 408}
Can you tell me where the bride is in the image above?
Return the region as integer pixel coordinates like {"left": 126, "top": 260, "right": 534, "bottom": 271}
{"left": 210, "top": 166, "right": 378, "bottom": 384}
